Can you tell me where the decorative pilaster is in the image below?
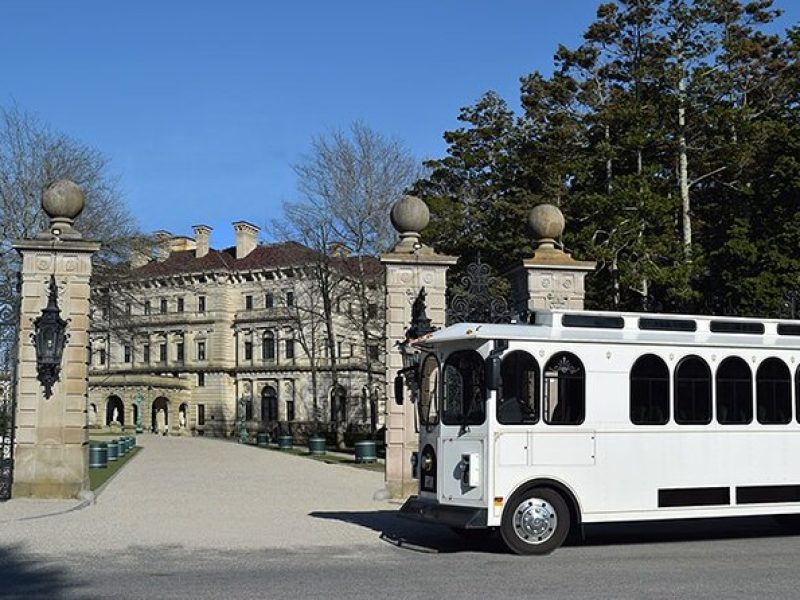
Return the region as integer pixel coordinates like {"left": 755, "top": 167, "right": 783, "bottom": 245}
{"left": 12, "top": 180, "right": 100, "bottom": 498}
{"left": 508, "top": 204, "right": 595, "bottom": 314}
{"left": 381, "top": 196, "right": 457, "bottom": 499}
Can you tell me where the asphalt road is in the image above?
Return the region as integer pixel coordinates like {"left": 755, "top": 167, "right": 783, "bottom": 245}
{"left": 3, "top": 436, "right": 800, "bottom": 599}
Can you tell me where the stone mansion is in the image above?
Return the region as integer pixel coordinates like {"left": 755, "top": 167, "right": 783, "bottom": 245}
{"left": 87, "top": 221, "right": 384, "bottom": 438}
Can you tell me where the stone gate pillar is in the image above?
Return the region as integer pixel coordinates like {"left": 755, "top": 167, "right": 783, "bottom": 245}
{"left": 381, "top": 196, "right": 456, "bottom": 499}
{"left": 509, "top": 204, "right": 595, "bottom": 313}
{"left": 12, "top": 180, "right": 100, "bottom": 498}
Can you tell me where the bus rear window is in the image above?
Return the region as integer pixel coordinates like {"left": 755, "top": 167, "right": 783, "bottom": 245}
{"left": 442, "top": 350, "right": 486, "bottom": 426}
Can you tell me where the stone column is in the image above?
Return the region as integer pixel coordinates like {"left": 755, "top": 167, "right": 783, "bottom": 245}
{"left": 508, "top": 204, "right": 595, "bottom": 313}
{"left": 12, "top": 180, "right": 100, "bottom": 499}
{"left": 380, "top": 196, "right": 457, "bottom": 499}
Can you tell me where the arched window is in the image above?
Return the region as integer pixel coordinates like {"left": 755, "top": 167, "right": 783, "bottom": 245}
{"left": 756, "top": 358, "right": 791, "bottom": 424}
{"left": 262, "top": 332, "right": 275, "bottom": 361}
{"left": 498, "top": 351, "right": 539, "bottom": 425}
{"left": 442, "top": 350, "right": 485, "bottom": 426}
{"left": 716, "top": 357, "right": 752, "bottom": 425}
{"left": 674, "top": 356, "right": 711, "bottom": 425}
{"left": 543, "top": 352, "right": 584, "bottom": 425}
{"left": 261, "top": 386, "right": 278, "bottom": 422}
{"left": 330, "top": 385, "right": 347, "bottom": 423}
{"left": 630, "top": 354, "right": 669, "bottom": 425}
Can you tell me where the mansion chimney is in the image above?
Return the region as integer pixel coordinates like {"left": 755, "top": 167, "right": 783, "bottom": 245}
{"left": 193, "top": 224, "right": 212, "bottom": 258}
{"left": 233, "top": 221, "right": 260, "bottom": 259}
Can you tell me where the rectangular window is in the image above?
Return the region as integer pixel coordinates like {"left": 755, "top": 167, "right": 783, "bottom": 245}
{"left": 285, "top": 339, "right": 295, "bottom": 359}
{"left": 99, "top": 348, "right": 106, "bottom": 366}
{"left": 177, "top": 298, "right": 184, "bottom": 313}
{"left": 197, "top": 341, "right": 206, "bottom": 361}
{"left": 368, "top": 345, "right": 380, "bottom": 361}
{"left": 244, "top": 341, "right": 253, "bottom": 360}
{"left": 245, "top": 295, "right": 253, "bottom": 310}
{"left": 198, "top": 295, "right": 206, "bottom": 313}
{"left": 198, "top": 372, "right": 205, "bottom": 387}
{"left": 337, "top": 341, "right": 342, "bottom": 358}
{"left": 176, "top": 342, "right": 185, "bottom": 362}
{"left": 125, "top": 303, "right": 132, "bottom": 315}
{"left": 265, "top": 293, "right": 274, "bottom": 309}
{"left": 286, "top": 400, "right": 295, "bottom": 422}
{"left": 262, "top": 335, "right": 275, "bottom": 360}
{"left": 368, "top": 303, "right": 378, "bottom": 319}
{"left": 160, "top": 298, "right": 168, "bottom": 314}
{"left": 144, "top": 300, "right": 151, "bottom": 315}
{"left": 286, "top": 291, "right": 294, "bottom": 307}
{"left": 197, "top": 404, "right": 206, "bottom": 426}
{"left": 143, "top": 344, "right": 150, "bottom": 363}
{"left": 124, "top": 345, "right": 132, "bottom": 363}
{"left": 159, "top": 343, "right": 167, "bottom": 362}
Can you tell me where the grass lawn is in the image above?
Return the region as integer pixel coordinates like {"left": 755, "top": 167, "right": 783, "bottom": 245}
{"left": 259, "top": 445, "right": 385, "bottom": 472}
{"left": 88, "top": 446, "right": 141, "bottom": 491}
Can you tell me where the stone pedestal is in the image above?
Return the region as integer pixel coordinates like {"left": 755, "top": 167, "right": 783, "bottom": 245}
{"left": 11, "top": 181, "right": 100, "bottom": 499}
{"left": 508, "top": 204, "right": 595, "bottom": 313}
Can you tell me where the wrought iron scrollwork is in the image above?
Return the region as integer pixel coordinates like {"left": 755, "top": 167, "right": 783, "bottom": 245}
{"left": 447, "top": 253, "right": 512, "bottom": 325}
{"left": 0, "top": 276, "right": 19, "bottom": 501}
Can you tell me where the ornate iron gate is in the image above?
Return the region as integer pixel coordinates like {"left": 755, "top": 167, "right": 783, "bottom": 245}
{"left": 0, "top": 277, "right": 19, "bottom": 501}
{"left": 447, "top": 253, "right": 512, "bottom": 325}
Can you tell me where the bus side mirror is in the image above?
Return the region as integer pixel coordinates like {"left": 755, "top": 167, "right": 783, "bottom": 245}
{"left": 486, "top": 355, "right": 501, "bottom": 391}
{"left": 394, "top": 374, "right": 405, "bottom": 405}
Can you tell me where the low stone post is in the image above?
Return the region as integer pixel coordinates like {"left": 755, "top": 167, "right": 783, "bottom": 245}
{"left": 12, "top": 180, "right": 100, "bottom": 498}
{"left": 380, "top": 196, "right": 457, "bottom": 499}
{"left": 508, "top": 204, "right": 595, "bottom": 313}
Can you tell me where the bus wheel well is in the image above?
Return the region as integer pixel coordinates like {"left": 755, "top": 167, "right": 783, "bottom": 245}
{"left": 512, "top": 479, "right": 583, "bottom": 540}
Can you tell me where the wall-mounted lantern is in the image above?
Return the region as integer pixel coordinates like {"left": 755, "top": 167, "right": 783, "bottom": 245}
{"left": 31, "top": 275, "right": 68, "bottom": 399}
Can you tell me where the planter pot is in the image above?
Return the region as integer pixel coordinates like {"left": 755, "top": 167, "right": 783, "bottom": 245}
{"left": 277, "top": 434, "right": 293, "bottom": 450}
{"left": 119, "top": 438, "right": 128, "bottom": 456}
{"left": 89, "top": 443, "right": 108, "bottom": 469}
{"left": 256, "top": 432, "right": 269, "bottom": 447}
{"left": 354, "top": 440, "right": 377, "bottom": 464}
{"left": 107, "top": 440, "right": 119, "bottom": 462}
{"left": 308, "top": 437, "right": 326, "bottom": 456}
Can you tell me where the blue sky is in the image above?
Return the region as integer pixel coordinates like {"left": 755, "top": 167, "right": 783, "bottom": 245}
{"left": 3, "top": 1, "right": 799, "bottom": 248}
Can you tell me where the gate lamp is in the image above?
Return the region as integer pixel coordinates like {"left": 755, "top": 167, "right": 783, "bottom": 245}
{"left": 32, "top": 275, "right": 69, "bottom": 399}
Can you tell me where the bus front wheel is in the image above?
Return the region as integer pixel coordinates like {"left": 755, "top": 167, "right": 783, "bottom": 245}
{"left": 501, "top": 487, "right": 570, "bottom": 555}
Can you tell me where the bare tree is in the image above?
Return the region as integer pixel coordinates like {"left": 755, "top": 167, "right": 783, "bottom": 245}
{"left": 280, "top": 121, "right": 419, "bottom": 446}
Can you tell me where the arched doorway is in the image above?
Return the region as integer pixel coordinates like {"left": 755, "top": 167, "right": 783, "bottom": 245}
{"left": 262, "top": 386, "right": 278, "bottom": 422}
{"left": 330, "top": 385, "right": 346, "bottom": 423}
{"left": 106, "top": 396, "right": 124, "bottom": 426}
{"left": 152, "top": 396, "right": 169, "bottom": 434}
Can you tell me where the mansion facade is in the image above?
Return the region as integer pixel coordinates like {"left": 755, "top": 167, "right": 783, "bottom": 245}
{"left": 87, "top": 221, "right": 384, "bottom": 439}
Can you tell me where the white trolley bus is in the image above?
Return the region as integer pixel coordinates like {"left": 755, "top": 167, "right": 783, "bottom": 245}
{"left": 399, "top": 310, "right": 800, "bottom": 554}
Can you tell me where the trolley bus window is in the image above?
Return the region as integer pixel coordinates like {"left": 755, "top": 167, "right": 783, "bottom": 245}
{"left": 543, "top": 352, "right": 585, "bottom": 425}
{"left": 630, "top": 354, "right": 669, "bottom": 425}
{"left": 716, "top": 357, "right": 753, "bottom": 425}
{"left": 442, "top": 350, "right": 486, "bottom": 426}
{"left": 498, "top": 350, "right": 539, "bottom": 425}
{"left": 675, "top": 356, "right": 712, "bottom": 425}
{"left": 756, "top": 358, "right": 791, "bottom": 424}
{"left": 419, "top": 354, "right": 440, "bottom": 427}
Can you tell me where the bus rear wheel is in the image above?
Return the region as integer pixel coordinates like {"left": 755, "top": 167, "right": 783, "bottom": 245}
{"left": 501, "top": 487, "right": 570, "bottom": 555}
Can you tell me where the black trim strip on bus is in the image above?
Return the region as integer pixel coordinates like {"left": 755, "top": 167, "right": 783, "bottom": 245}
{"left": 777, "top": 323, "right": 800, "bottom": 336}
{"left": 709, "top": 320, "right": 765, "bottom": 334}
{"left": 658, "top": 487, "right": 730, "bottom": 508}
{"left": 638, "top": 317, "right": 697, "bottom": 332}
{"left": 562, "top": 314, "right": 625, "bottom": 329}
{"left": 736, "top": 485, "right": 800, "bottom": 504}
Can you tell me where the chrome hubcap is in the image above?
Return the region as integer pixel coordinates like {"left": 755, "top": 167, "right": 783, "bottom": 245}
{"left": 513, "top": 497, "right": 557, "bottom": 545}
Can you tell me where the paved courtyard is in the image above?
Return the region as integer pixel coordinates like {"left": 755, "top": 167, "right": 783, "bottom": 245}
{"left": 3, "top": 436, "right": 800, "bottom": 599}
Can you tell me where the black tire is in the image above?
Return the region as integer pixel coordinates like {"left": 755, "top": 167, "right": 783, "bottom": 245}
{"left": 500, "top": 487, "right": 570, "bottom": 555}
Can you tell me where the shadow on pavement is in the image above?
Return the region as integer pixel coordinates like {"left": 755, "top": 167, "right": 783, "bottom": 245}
{"left": 312, "top": 510, "right": 800, "bottom": 554}
{"left": 309, "top": 510, "right": 507, "bottom": 553}
{"left": 583, "top": 515, "right": 800, "bottom": 547}
{"left": 0, "top": 543, "right": 91, "bottom": 599}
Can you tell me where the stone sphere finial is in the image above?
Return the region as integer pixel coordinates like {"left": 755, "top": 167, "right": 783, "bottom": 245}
{"left": 529, "top": 203, "right": 565, "bottom": 250}
{"left": 390, "top": 195, "right": 430, "bottom": 252}
{"left": 42, "top": 179, "right": 85, "bottom": 239}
